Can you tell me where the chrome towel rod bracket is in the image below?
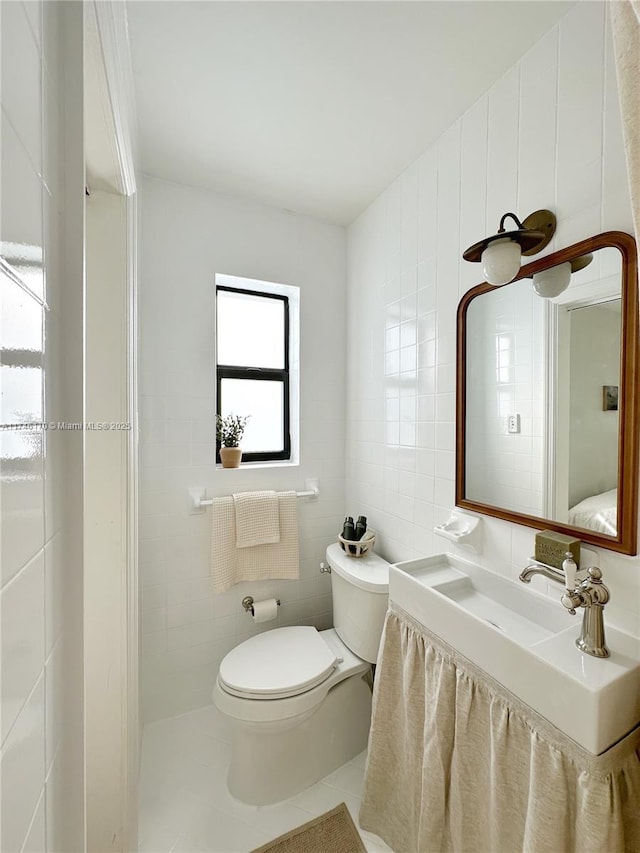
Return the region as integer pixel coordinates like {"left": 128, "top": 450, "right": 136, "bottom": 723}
{"left": 189, "top": 478, "right": 319, "bottom": 512}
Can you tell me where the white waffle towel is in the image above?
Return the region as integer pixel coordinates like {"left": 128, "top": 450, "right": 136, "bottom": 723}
{"left": 210, "top": 490, "right": 299, "bottom": 593}
{"left": 233, "top": 490, "right": 281, "bottom": 548}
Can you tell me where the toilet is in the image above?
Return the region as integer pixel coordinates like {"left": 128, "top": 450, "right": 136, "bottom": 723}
{"left": 213, "top": 542, "right": 390, "bottom": 805}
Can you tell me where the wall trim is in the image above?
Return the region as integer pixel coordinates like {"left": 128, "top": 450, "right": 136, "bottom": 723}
{"left": 91, "top": 0, "right": 138, "bottom": 196}
{"left": 84, "top": 3, "right": 139, "bottom": 849}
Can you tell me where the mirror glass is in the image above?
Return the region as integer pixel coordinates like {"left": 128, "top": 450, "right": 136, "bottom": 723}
{"left": 457, "top": 233, "right": 638, "bottom": 554}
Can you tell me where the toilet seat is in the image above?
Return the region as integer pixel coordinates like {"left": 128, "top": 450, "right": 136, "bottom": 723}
{"left": 218, "top": 626, "right": 339, "bottom": 700}
{"left": 214, "top": 628, "right": 370, "bottom": 724}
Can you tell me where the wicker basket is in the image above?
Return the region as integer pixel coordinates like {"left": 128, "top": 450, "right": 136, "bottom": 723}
{"left": 338, "top": 529, "right": 376, "bottom": 558}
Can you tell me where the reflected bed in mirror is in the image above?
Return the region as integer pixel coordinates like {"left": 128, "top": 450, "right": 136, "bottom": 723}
{"left": 456, "top": 232, "right": 639, "bottom": 555}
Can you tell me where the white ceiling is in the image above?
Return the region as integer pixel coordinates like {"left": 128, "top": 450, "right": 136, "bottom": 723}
{"left": 127, "top": 1, "right": 574, "bottom": 226}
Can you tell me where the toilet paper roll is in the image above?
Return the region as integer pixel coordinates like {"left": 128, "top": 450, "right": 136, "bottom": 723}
{"left": 251, "top": 598, "right": 279, "bottom": 624}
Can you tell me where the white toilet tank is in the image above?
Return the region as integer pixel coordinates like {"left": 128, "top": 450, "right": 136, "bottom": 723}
{"left": 325, "top": 542, "right": 390, "bottom": 663}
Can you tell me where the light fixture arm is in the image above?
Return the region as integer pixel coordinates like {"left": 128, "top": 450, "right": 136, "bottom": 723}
{"left": 498, "top": 212, "right": 525, "bottom": 233}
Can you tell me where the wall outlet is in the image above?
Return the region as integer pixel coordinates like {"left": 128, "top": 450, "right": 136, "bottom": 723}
{"left": 507, "top": 414, "right": 521, "bottom": 434}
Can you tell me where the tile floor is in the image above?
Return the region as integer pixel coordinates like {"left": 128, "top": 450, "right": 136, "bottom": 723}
{"left": 139, "top": 704, "right": 393, "bottom": 852}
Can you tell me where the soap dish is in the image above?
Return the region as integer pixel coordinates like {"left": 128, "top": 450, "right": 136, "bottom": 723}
{"left": 338, "top": 529, "right": 376, "bottom": 557}
{"left": 434, "top": 510, "right": 482, "bottom": 553}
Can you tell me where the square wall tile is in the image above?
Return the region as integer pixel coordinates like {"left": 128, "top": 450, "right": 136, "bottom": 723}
{"left": 0, "top": 116, "right": 44, "bottom": 299}
{"left": 0, "top": 431, "right": 45, "bottom": 587}
{"left": 1, "top": 551, "right": 45, "bottom": 744}
{"left": 0, "top": 675, "right": 45, "bottom": 853}
{"left": 0, "top": 1, "right": 42, "bottom": 173}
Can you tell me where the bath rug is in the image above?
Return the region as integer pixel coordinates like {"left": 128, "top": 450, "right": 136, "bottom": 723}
{"left": 251, "top": 802, "right": 366, "bottom": 853}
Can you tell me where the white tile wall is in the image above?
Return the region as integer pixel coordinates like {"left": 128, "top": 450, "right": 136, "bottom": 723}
{"left": 346, "top": 2, "right": 640, "bottom": 629}
{"left": 1, "top": 3, "right": 84, "bottom": 850}
{"left": 139, "top": 176, "right": 347, "bottom": 721}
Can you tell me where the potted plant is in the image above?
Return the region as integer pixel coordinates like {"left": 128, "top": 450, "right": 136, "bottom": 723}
{"left": 216, "top": 413, "right": 250, "bottom": 468}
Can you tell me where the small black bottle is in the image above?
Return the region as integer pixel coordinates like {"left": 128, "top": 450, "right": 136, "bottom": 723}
{"left": 355, "top": 516, "right": 367, "bottom": 541}
{"left": 342, "top": 516, "right": 357, "bottom": 554}
{"left": 342, "top": 516, "right": 356, "bottom": 540}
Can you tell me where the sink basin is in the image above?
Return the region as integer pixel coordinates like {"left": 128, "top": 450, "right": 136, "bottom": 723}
{"left": 390, "top": 553, "right": 640, "bottom": 754}
{"left": 431, "top": 573, "right": 568, "bottom": 645}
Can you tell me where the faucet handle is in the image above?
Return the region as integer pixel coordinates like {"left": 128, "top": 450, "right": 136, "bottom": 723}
{"left": 560, "top": 591, "right": 578, "bottom": 615}
{"left": 562, "top": 551, "right": 577, "bottom": 591}
{"left": 583, "top": 566, "right": 610, "bottom": 606}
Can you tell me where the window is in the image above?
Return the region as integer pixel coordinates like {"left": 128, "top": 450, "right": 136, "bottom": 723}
{"left": 216, "top": 283, "right": 291, "bottom": 462}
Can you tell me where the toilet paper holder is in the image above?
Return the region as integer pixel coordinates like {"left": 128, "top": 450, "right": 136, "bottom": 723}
{"left": 242, "top": 595, "right": 281, "bottom": 616}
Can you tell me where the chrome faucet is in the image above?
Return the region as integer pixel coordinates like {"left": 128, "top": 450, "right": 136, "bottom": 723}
{"left": 519, "top": 560, "right": 565, "bottom": 585}
{"left": 519, "top": 554, "right": 610, "bottom": 658}
{"left": 560, "top": 566, "right": 610, "bottom": 658}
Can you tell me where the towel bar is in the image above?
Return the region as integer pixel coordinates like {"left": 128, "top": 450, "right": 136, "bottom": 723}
{"left": 189, "top": 479, "right": 319, "bottom": 512}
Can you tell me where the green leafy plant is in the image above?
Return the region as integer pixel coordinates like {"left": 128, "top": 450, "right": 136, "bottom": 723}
{"left": 216, "top": 413, "right": 250, "bottom": 447}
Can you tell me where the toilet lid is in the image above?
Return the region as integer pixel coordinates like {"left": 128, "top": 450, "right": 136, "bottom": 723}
{"left": 218, "top": 626, "right": 338, "bottom": 699}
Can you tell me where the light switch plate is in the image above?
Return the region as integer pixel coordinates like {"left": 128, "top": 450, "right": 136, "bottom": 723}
{"left": 507, "top": 414, "right": 521, "bottom": 434}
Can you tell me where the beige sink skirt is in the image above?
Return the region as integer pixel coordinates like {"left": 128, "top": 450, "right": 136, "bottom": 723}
{"left": 360, "top": 606, "right": 640, "bottom": 853}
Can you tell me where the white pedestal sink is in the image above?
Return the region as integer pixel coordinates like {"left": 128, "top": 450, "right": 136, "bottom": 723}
{"left": 390, "top": 553, "right": 640, "bottom": 754}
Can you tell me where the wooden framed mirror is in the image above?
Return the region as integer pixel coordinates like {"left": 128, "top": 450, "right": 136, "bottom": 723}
{"left": 456, "top": 231, "right": 639, "bottom": 555}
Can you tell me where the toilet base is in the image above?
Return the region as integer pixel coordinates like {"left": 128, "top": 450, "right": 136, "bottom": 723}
{"left": 226, "top": 670, "right": 372, "bottom": 805}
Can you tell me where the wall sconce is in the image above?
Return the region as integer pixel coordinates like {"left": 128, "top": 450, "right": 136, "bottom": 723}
{"left": 532, "top": 262, "right": 571, "bottom": 298}
{"left": 462, "top": 209, "right": 556, "bottom": 286}
{"left": 531, "top": 253, "right": 593, "bottom": 299}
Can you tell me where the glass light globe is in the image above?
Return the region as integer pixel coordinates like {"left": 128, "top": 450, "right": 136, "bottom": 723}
{"left": 481, "top": 238, "right": 522, "bottom": 286}
{"left": 532, "top": 262, "right": 572, "bottom": 298}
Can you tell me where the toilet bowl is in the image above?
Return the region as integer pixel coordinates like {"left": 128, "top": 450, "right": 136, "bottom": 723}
{"left": 214, "top": 544, "right": 390, "bottom": 805}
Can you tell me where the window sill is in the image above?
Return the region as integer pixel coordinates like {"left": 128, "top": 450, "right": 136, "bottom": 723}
{"left": 216, "top": 459, "right": 299, "bottom": 471}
